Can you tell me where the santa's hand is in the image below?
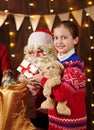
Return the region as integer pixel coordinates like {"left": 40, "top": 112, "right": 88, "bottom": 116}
{"left": 27, "top": 84, "right": 41, "bottom": 96}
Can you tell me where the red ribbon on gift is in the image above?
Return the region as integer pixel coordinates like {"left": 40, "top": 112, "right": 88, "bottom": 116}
{"left": 20, "top": 64, "right": 34, "bottom": 75}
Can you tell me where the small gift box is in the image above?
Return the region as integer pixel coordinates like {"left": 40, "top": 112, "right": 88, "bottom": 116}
{"left": 17, "top": 59, "right": 39, "bottom": 78}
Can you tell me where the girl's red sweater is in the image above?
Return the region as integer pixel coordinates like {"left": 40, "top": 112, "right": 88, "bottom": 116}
{"left": 41, "top": 53, "right": 87, "bottom": 130}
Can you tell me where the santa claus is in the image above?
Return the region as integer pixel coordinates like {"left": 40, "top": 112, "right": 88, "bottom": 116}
{"left": 18, "top": 29, "right": 57, "bottom": 85}
{"left": 17, "top": 28, "right": 57, "bottom": 129}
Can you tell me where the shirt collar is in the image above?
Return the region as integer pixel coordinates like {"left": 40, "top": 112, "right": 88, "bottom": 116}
{"left": 58, "top": 49, "right": 75, "bottom": 61}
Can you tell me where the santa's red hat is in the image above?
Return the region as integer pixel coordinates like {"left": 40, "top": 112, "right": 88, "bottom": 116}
{"left": 27, "top": 28, "right": 53, "bottom": 47}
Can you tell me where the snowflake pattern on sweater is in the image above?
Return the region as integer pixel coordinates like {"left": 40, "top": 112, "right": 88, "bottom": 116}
{"left": 41, "top": 52, "right": 87, "bottom": 130}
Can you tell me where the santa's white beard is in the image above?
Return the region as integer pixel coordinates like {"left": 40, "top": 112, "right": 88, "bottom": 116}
{"left": 24, "top": 54, "right": 56, "bottom": 70}
{"left": 23, "top": 45, "right": 57, "bottom": 70}
{"left": 18, "top": 45, "right": 57, "bottom": 83}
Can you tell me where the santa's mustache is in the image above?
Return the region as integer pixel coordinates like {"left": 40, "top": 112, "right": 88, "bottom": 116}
{"left": 24, "top": 55, "right": 51, "bottom": 69}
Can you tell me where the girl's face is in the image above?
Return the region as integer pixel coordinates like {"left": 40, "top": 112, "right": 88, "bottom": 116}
{"left": 53, "top": 25, "right": 79, "bottom": 55}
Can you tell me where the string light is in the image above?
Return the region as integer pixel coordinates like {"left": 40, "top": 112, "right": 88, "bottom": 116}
{"left": 83, "top": 23, "right": 89, "bottom": 27}
{"left": 5, "top": 21, "right": 9, "bottom": 25}
{"left": 86, "top": 13, "right": 89, "bottom": 16}
{"left": 49, "top": 0, "right": 54, "bottom": 13}
{"left": 88, "top": 57, "right": 92, "bottom": 61}
{"left": 90, "top": 36, "right": 93, "bottom": 39}
{"left": 11, "top": 54, "right": 15, "bottom": 58}
{"left": 86, "top": 6, "right": 94, "bottom": 129}
{"left": 87, "top": 78, "right": 91, "bottom": 82}
{"left": 86, "top": 68, "right": 91, "bottom": 73}
{"left": 87, "top": 1, "right": 93, "bottom": 5}
{"left": 46, "top": 19, "right": 50, "bottom": 24}
{"left": 29, "top": 3, "right": 34, "bottom": 7}
{"left": 90, "top": 46, "right": 94, "bottom": 49}
{"left": 30, "top": 15, "right": 34, "bottom": 18}
{"left": 10, "top": 42, "right": 15, "bottom": 48}
{"left": 9, "top": 32, "right": 15, "bottom": 36}
{"left": 50, "top": 9, "right": 54, "bottom": 13}
{"left": 69, "top": 7, "right": 73, "bottom": 11}
{"left": 91, "top": 104, "right": 94, "bottom": 107}
{"left": 28, "top": 26, "right": 31, "bottom": 30}
{"left": 4, "top": 10, "right": 8, "bottom": 13}
{"left": 92, "top": 120, "right": 94, "bottom": 124}
{"left": 69, "top": 18, "right": 73, "bottom": 21}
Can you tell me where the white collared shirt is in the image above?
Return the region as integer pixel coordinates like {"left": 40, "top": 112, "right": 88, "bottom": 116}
{"left": 58, "top": 49, "right": 75, "bottom": 61}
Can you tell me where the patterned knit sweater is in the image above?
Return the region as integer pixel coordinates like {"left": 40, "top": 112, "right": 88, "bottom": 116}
{"left": 41, "top": 51, "right": 87, "bottom": 130}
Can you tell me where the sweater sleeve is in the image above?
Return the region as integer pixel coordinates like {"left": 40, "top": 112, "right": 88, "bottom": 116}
{"left": 52, "top": 61, "right": 86, "bottom": 102}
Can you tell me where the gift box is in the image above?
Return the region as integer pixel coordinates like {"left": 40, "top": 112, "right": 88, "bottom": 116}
{"left": 17, "top": 59, "right": 39, "bottom": 78}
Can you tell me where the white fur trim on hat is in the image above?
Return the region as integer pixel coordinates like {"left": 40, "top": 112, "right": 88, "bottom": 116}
{"left": 27, "top": 29, "right": 53, "bottom": 47}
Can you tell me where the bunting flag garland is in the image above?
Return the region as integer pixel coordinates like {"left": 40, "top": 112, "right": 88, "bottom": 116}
{"left": 0, "top": 5, "right": 94, "bottom": 30}
{"left": 58, "top": 12, "right": 69, "bottom": 21}
{"left": 71, "top": 9, "right": 83, "bottom": 26}
{"left": 0, "top": 11, "right": 8, "bottom": 27}
{"left": 84, "top": 5, "right": 94, "bottom": 21}
{"left": 44, "top": 14, "right": 55, "bottom": 31}
{"left": 14, "top": 14, "right": 25, "bottom": 31}
{"left": 29, "top": 15, "right": 40, "bottom": 31}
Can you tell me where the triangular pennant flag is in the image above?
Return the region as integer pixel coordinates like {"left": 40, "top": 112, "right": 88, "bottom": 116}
{"left": 58, "top": 12, "right": 69, "bottom": 21}
{"left": 44, "top": 14, "right": 55, "bottom": 31}
{"left": 0, "top": 11, "right": 8, "bottom": 27}
{"left": 84, "top": 5, "right": 94, "bottom": 21}
{"left": 14, "top": 14, "right": 25, "bottom": 31}
{"left": 29, "top": 15, "right": 40, "bottom": 31}
{"left": 72, "top": 9, "right": 83, "bottom": 26}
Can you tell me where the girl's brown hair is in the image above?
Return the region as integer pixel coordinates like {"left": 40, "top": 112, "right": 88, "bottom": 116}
{"left": 54, "top": 20, "right": 79, "bottom": 39}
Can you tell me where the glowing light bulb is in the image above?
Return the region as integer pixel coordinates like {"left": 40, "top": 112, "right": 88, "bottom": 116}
{"left": 87, "top": 78, "right": 91, "bottom": 82}
{"left": 10, "top": 42, "right": 15, "bottom": 48}
{"left": 9, "top": 32, "right": 15, "bottom": 36}
{"left": 11, "top": 54, "right": 15, "bottom": 58}
{"left": 88, "top": 57, "right": 92, "bottom": 61}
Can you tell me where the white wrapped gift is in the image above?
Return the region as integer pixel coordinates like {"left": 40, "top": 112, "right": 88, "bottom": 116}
{"left": 17, "top": 59, "right": 39, "bottom": 78}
